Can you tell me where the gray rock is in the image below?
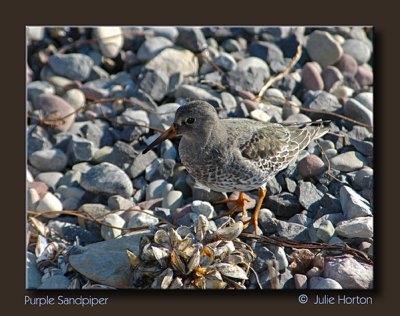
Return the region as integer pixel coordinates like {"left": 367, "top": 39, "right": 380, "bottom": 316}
{"left": 29, "top": 149, "right": 68, "bottom": 172}
{"left": 323, "top": 255, "right": 373, "bottom": 289}
{"left": 57, "top": 170, "right": 82, "bottom": 187}
{"left": 145, "top": 27, "right": 179, "bottom": 41}
{"left": 250, "top": 109, "right": 271, "bottom": 122}
{"left": 94, "top": 27, "right": 123, "bottom": 58}
{"left": 129, "top": 150, "right": 158, "bottom": 179}
{"left": 148, "top": 103, "right": 180, "bottom": 130}
{"left": 330, "top": 151, "right": 366, "bottom": 172}
{"left": 175, "top": 84, "right": 221, "bottom": 104}
{"left": 27, "top": 81, "right": 55, "bottom": 101}
{"left": 340, "top": 185, "right": 372, "bottom": 219}
{"left": 160, "top": 139, "right": 177, "bottom": 160}
{"left": 49, "top": 53, "right": 94, "bottom": 81}
{"left": 108, "top": 195, "right": 134, "bottom": 211}
{"left": 67, "top": 135, "right": 95, "bottom": 164}
{"left": 304, "top": 91, "right": 342, "bottom": 118}
{"left": 176, "top": 27, "right": 207, "bottom": 52}
{"left": 221, "top": 92, "right": 237, "bottom": 112}
{"left": 344, "top": 98, "right": 373, "bottom": 127}
{"left": 266, "top": 192, "right": 302, "bottom": 217}
{"left": 308, "top": 213, "right": 344, "bottom": 242}
{"left": 295, "top": 181, "right": 324, "bottom": 210}
{"left": 162, "top": 190, "right": 183, "bottom": 212}
{"left": 221, "top": 38, "right": 242, "bottom": 52}
{"left": 355, "top": 92, "right": 373, "bottom": 111}
{"left": 146, "top": 179, "right": 169, "bottom": 200}
{"left": 145, "top": 158, "right": 176, "bottom": 181}
{"left": 62, "top": 197, "right": 82, "bottom": 210}
{"left": 69, "top": 231, "right": 150, "bottom": 288}
{"left": 101, "top": 214, "right": 126, "bottom": 240}
{"left": 81, "top": 162, "right": 133, "bottom": 198}
{"left": 288, "top": 213, "right": 312, "bottom": 226}
{"left": 315, "top": 219, "right": 335, "bottom": 242}
{"left": 336, "top": 217, "right": 373, "bottom": 238}
{"left": 27, "top": 126, "right": 52, "bottom": 156}
{"left": 214, "top": 53, "right": 237, "bottom": 71}
{"left": 128, "top": 211, "right": 159, "bottom": 228}
{"left": 26, "top": 252, "right": 42, "bottom": 289}
{"left": 306, "top": 30, "right": 343, "bottom": 67}
{"left": 274, "top": 247, "right": 288, "bottom": 271}
{"left": 47, "top": 220, "right": 102, "bottom": 244}
{"left": 249, "top": 41, "right": 284, "bottom": 64}
{"left": 275, "top": 219, "right": 308, "bottom": 241}
{"left": 342, "top": 39, "right": 372, "bottom": 65}
{"left": 309, "top": 277, "right": 342, "bottom": 289}
{"left": 138, "top": 69, "right": 169, "bottom": 102}
{"left": 320, "top": 193, "right": 342, "bottom": 213}
{"left": 39, "top": 275, "right": 70, "bottom": 289}
{"left": 353, "top": 167, "right": 373, "bottom": 190}
{"left": 27, "top": 188, "right": 40, "bottom": 210}
{"left": 349, "top": 138, "right": 373, "bottom": 157}
{"left": 35, "top": 172, "right": 63, "bottom": 190}
{"left": 252, "top": 246, "right": 275, "bottom": 272}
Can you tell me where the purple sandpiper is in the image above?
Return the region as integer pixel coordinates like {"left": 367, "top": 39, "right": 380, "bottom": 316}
{"left": 143, "top": 100, "right": 329, "bottom": 234}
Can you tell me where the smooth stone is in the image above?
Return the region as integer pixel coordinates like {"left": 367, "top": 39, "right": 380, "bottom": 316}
{"left": 175, "top": 85, "right": 220, "bottom": 104}
{"left": 275, "top": 219, "right": 308, "bottom": 241}
{"left": 79, "top": 203, "right": 110, "bottom": 223}
{"left": 26, "top": 252, "right": 42, "bottom": 289}
{"left": 128, "top": 210, "right": 159, "bottom": 228}
{"left": 248, "top": 41, "right": 284, "bottom": 64}
{"left": 304, "top": 91, "right": 342, "bottom": 117}
{"left": 62, "top": 197, "right": 81, "bottom": 210}
{"left": 266, "top": 192, "right": 302, "bottom": 217}
{"left": 274, "top": 247, "right": 288, "bottom": 271}
{"left": 49, "top": 53, "right": 94, "bottom": 81}
{"left": 297, "top": 154, "right": 326, "bottom": 178}
{"left": 323, "top": 255, "right": 373, "bottom": 289}
{"left": 62, "top": 88, "right": 86, "bottom": 110}
{"left": 336, "top": 217, "right": 373, "bottom": 238}
{"left": 309, "top": 276, "right": 342, "bottom": 289}
{"left": 101, "top": 214, "right": 126, "bottom": 240}
{"left": 322, "top": 66, "right": 343, "bottom": 91}
{"left": 145, "top": 26, "right": 179, "bottom": 41}
{"left": 176, "top": 27, "right": 207, "bottom": 52}
{"left": 94, "top": 27, "right": 123, "bottom": 58}
{"left": 35, "top": 192, "right": 63, "bottom": 218}
{"left": 335, "top": 53, "right": 358, "bottom": 76}
{"left": 191, "top": 200, "right": 215, "bottom": 218}
{"left": 214, "top": 53, "right": 237, "bottom": 71}
{"left": 80, "top": 162, "right": 133, "bottom": 198}
{"left": 129, "top": 150, "right": 158, "bottom": 179}
{"left": 69, "top": 231, "right": 150, "bottom": 288}
{"left": 330, "top": 151, "right": 366, "bottom": 172}
{"left": 237, "top": 57, "right": 270, "bottom": 77}
{"left": 47, "top": 220, "right": 102, "bottom": 244}
{"left": 29, "top": 149, "right": 68, "bottom": 172}
{"left": 250, "top": 109, "right": 271, "bottom": 122}
{"left": 221, "top": 38, "right": 242, "bottom": 52}
{"left": 145, "top": 47, "right": 198, "bottom": 77}
{"left": 288, "top": 213, "right": 312, "bottom": 227}
{"left": 315, "top": 219, "right": 335, "bottom": 242}
{"left": 138, "top": 69, "right": 169, "bottom": 102}
{"left": 162, "top": 190, "right": 183, "bottom": 212}
{"left": 108, "top": 195, "right": 134, "bottom": 211}
{"left": 342, "top": 39, "right": 372, "bottom": 65}
{"left": 252, "top": 245, "right": 275, "bottom": 272}
{"left": 57, "top": 170, "right": 82, "bottom": 187}
{"left": 146, "top": 179, "right": 169, "bottom": 200}
{"left": 354, "top": 92, "right": 373, "bottom": 111}
{"left": 39, "top": 275, "right": 70, "bottom": 289}
{"left": 28, "top": 181, "right": 49, "bottom": 198}
{"left": 306, "top": 266, "right": 322, "bottom": 278}
{"left": 353, "top": 167, "right": 373, "bottom": 190}
{"left": 306, "top": 30, "right": 343, "bottom": 67}
{"left": 27, "top": 81, "right": 55, "bottom": 101}
{"left": 35, "top": 172, "right": 63, "bottom": 190}
{"left": 148, "top": 103, "right": 180, "bottom": 130}
{"left": 27, "top": 26, "right": 45, "bottom": 41}
{"left": 355, "top": 66, "right": 373, "bottom": 87}
{"left": 145, "top": 158, "right": 175, "bottom": 182}
{"left": 27, "top": 125, "right": 52, "bottom": 156}
{"left": 67, "top": 135, "right": 95, "bottom": 164}
{"left": 302, "top": 62, "right": 324, "bottom": 91}
{"left": 295, "top": 181, "right": 324, "bottom": 210}
{"left": 284, "top": 113, "right": 311, "bottom": 124}
{"left": 340, "top": 185, "right": 372, "bottom": 219}
{"left": 32, "top": 94, "right": 76, "bottom": 132}
{"left": 294, "top": 274, "right": 307, "bottom": 290}
{"left": 28, "top": 188, "right": 40, "bottom": 210}
{"left": 221, "top": 92, "right": 237, "bottom": 112}
{"left": 160, "top": 139, "right": 177, "bottom": 161}
{"left": 308, "top": 213, "right": 344, "bottom": 242}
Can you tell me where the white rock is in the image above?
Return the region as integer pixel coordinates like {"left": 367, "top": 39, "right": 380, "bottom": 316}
{"left": 35, "top": 192, "right": 63, "bottom": 218}
{"left": 336, "top": 217, "right": 373, "bottom": 238}
{"left": 28, "top": 188, "right": 40, "bottom": 210}
{"left": 101, "top": 214, "right": 125, "bottom": 240}
{"left": 94, "top": 27, "right": 123, "bottom": 58}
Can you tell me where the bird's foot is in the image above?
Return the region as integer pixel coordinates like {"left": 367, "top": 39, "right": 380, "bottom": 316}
{"left": 243, "top": 187, "right": 267, "bottom": 236}
{"left": 214, "top": 192, "right": 251, "bottom": 218}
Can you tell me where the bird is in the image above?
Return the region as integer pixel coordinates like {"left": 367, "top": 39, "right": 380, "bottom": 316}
{"left": 143, "top": 100, "right": 329, "bottom": 234}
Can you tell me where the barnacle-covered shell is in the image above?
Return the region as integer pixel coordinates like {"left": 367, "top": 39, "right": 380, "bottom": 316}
{"left": 151, "top": 268, "right": 174, "bottom": 289}
{"left": 154, "top": 229, "right": 170, "bottom": 246}
{"left": 152, "top": 246, "right": 169, "bottom": 268}
{"left": 126, "top": 249, "right": 140, "bottom": 268}
{"left": 186, "top": 248, "right": 200, "bottom": 274}
{"left": 168, "top": 228, "right": 182, "bottom": 249}
{"left": 140, "top": 243, "right": 156, "bottom": 261}
{"left": 215, "top": 221, "right": 243, "bottom": 241}
{"left": 196, "top": 214, "right": 209, "bottom": 242}
{"left": 215, "top": 263, "right": 248, "bottom": 280}
{"left": 170, "top": 249, "right": 186, "bottom": 275}
{"left": 169, "top": 277, "right": 183, "bottom": 289}
{"left": 204, "top": 270, "right": 227, "bottom": 289}
{"left": 200, "top": 246, "right": 215, "bottom": 267}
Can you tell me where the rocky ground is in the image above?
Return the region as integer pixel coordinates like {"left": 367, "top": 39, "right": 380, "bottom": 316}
{"left": 27, "top": 26, "right": 373, "bottom": 290}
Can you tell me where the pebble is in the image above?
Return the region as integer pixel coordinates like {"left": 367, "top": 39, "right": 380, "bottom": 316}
{"left": 137, "top": 37, "right": 173, "bottom": 62}
{"left": 221, "top": 38, "right": 242, "bottom": 52}
{"left": 250, "top": 109, "right": 271, "bottom": 122}
{"left": 128, "top": 210, "right": 159, "bottom": 228}
{"left": 274, "top": 247, "right": 288, "bottom": 271}
{"left": 297, "top": 154, "right": 326, "bottom": 178}
{"left": 354, "top": 92, "right": 373, "bottom": 111}
{"left": 340, "top": 185, "right": 372, "bottom": 219}
{"left": 27, "top": 81, "right": 55, "bottom": 101}
{"left": 321, "top": 66, "right": 343, "bottom": 91}
{"left": 302, "top": 62, "right": 324, "bottom": 91}
{"left": 248, "top": 41, "right": 284, "bottom": 64}
{"left": 26, "top": 252, "right": 42, "bottom": 289}
{"left": 139, "top": 69, "right": 169, "bottom": 102}
{"left": 176, "top": 27, "right": 207, "bottom": 52}
{"left": 101, "top": 214, "right": 126, "bottom": 240}
{"left": 80, "top": 162, "right": 133, "bottom": 198}
{"left": 48, "top": 220, "right": 102, "bottom": 244}
{"left": 145, "top": 158, "right": 176, "bottom": 181}
{"left": 162, "top": 190, "right": 183, "bottom": 212}
{"left": 353, "top": 167, "right": 373, "bottom": 190}
{"left": 146, "top": 179, "right": 169, "bottom": 200}
{"left": 67, "top": 135, "right": 95, "bottom": 164}
{"left": 27, "top": 26, "right": 45, "bottom": 41}
{"left": 308, "top": 213, "right": 344, "bottom": 242}
{"left": 62, "top": 88, "right": 86, "bottom": 110}
{"left": 315, "top": 219, "right": 335, "bottom": 242}
{"left": 309, "top": 276, "right": 342, "bottom": 289}
{"left": 355, "top": 66, "right": 373, "bottom": 87}
{"left": 323, "top": 255, "right": 373, "bottom": 289}
{"left": 306, "top": 30, "right": 343, "bottom": 67}
{"left": 145, "top": 27, "right": 178, "bottom": 41}
{"left": 69, "top": 231, "right": 150, "bottom": 288}
{"left": 39, "top": 275, "right": 70, "bottom": 289}
{"left": 35, "top": 172, "right": 63, "bottom": 190}
{"left": 294, "top": 274, "right": 307, "bottom": 289}
{"left": 129, "top": 150, "right": 158, "bottom": 179}
{"left": 35, "top": 192, "right": 63, "bottom": 218}
{"left": 49, "top": 53, "right": 94, "bottom": 81}
{"left": 191, "top": 200, "right": 215, "bottom": 218}
{"left": 306, "top": 266, "right": 322, "bottom": 278}
{"left": 304, "top": 91, "right": 342, "bottom": 117}
{"left": 94, "top": 27, "right": 123, "bottom": 58}
{"left": 29, "top": 149, "right": 68, "bottom": 172}
{"left": 32, "top": 94, "right": 76, "bottom": 132}
{"left": 335, "top": 53, "right": 358, "bottom": 75}
{"left": 336, "top": 217, "right": 373, "bottom": 238}
{"left": 288, "top": 213, "right": 312, "bottom": 226}
{"left": 28, "top": 181, "right": 49, "bottom": 198}
{"left": 28, "top": 188, "right": 40, "bottom": 210}
{"left": 108, "top": 195, "right": 134, "bottom": 211}
{"left": 330, "top": 151, "right": 366, "bottom": 172}
{"left": 275, "top": 220, "right": 308, "bottom": 241}
{"left": 148, "top": 103, "right": 180, "bottom": 130}
{"left": 214, "top": 53, "right": 237, "bottom": 71}
{"left": 295, "top": 181, "right": 324, "bottom": 210}
{"left": 342, "top": 39, "right": 372, "bottom": 65}
{"left": 284, "top": 113, "right": 311, "bottom": 124}
{"left": 145, "top": 48, "right": 198, "bottom": 78}
{"left": 266, "top": 192, "right": 302, "bottom": 217}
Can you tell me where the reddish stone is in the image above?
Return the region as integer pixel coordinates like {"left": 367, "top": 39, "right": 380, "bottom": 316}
{"left": 355, "top": 66, "right": 373, "bottom": 87}
{"left": 28, "top": 181, "right": 49, "bottom": 199}
{"left": 322, "top": 66, "right": 343, "bottom": 91}
{"left": 302, "top": 62, "right": 324, "bottom": 91}
{"left": 335, "top": 53, "right": 358, "bottom": 76}
{"left": 297, "top": 154, "right": 326, "bottom": 178}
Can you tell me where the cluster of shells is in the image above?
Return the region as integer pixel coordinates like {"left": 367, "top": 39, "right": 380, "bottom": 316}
{"left": 126, "top": 215, "right": 256, "bottom": 289}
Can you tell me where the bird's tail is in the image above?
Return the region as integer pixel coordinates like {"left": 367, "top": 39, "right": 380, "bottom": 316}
{"left": 282, "top": 119, "right": 330, "bottom": 140}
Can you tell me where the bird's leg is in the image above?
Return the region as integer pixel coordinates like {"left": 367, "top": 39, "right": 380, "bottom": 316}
{"left": 214, "top": 192, "right": 251, "bottom": 218}
{"left": 244, "top": 187, "right": 267, "bottom": 235}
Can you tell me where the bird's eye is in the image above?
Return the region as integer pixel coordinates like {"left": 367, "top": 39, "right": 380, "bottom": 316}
{"left": 186, "top": 117, "right": 195, "bottom": 124}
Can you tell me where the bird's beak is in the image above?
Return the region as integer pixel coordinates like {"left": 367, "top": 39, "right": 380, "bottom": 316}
{"left": 142, "top": 124, "right": 177, "bottom": 154}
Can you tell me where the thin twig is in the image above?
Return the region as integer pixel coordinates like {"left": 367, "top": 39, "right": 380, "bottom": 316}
{"left": 249, "top": 266, "right": 263, "bottom": 289}
{"left": 316, "top": 141, "right": 345, "bottom": 183}
{"left": 198, "top": 52, "right": 225, "bottom": 75}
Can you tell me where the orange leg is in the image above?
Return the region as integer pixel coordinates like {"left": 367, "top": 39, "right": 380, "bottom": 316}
{"left": 244, "top": 187, "right": 267, "bottom": 235}
{"left": 214, "top": 192, "right": 251, "bottom": 218}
